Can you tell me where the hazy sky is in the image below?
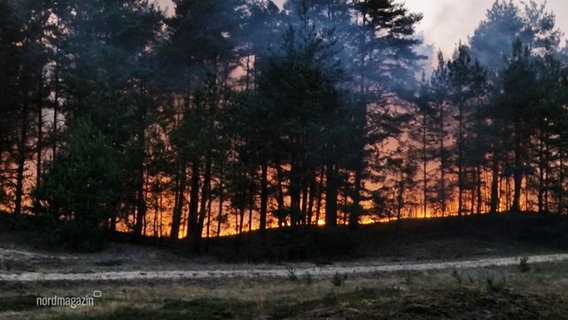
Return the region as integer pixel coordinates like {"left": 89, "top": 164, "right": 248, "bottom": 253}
{"left": 403, "top": 0, "right": 568, "bottom": 55}
{"left": 155, "top": 0, "right": 568, "bottom": 56}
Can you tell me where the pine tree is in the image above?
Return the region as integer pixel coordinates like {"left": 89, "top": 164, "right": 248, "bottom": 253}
{"left": 0, "top": 0, "right": 54, "bottom": 217}
{"left": 36, "top": 0, "right": 163, "bottom": 240}
{"left": 35, "top": 119, "right": 121, "bottom": 250}
{"left": 469, "top": 0, "right": 562, "bottom": 213}
{"left": 257, "top": 6, "right": 346, "bottom": 227}
{"left": 446, "top": 45, "right": 487, "bottom": 215}
{"left": 164, "top": 0, "right": 263, "bottom": 250}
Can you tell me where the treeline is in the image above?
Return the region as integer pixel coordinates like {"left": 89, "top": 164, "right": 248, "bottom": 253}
{"left": 415, "top": 1, "right": 568, "bottom": 218}
{"left": 0, "top": 0, "right": 567, "bottom": 251}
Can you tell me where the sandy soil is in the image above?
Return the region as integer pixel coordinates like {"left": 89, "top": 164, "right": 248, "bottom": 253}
{"left": 1, "top": 245, "right": 567, "bottom": 282}
{"left": 1, "top": 229, "right": 567, "bottom": 283}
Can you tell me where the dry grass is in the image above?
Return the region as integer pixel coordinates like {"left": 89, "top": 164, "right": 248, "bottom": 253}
{"left": 1, "top": 213, "right": 566, "bottom": 319}
{"left": 0, "top": 260, "right": 566, "bottom": 319}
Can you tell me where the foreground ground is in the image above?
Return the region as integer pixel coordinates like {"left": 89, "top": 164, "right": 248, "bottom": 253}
{"left": 0, "top": 213, "right": 567, "bottom": 319}
{"left": 0, "top": 257, "right": 566, "bottom": 319}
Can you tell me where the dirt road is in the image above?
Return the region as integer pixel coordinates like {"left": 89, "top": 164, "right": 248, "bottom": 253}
{"left": 1, "top": 253, "right": 567, "bottom": 282}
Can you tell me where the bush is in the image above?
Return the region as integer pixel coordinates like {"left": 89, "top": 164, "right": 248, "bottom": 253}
{"left": 519, "top": 256, "right": 530, "bottom": 272}
{"left": 58, "top": 222, "right": 109, "bottom": 252}
{"left": 287, "top": 267, "right": 298, "bottom": 281}
{"left": 34, "top": 119, "right": 120, "bottom": 252}
{"left": 486, "top": 274, "right": 507, "bottom": 293}
{"left": 330, "top": 272, "right": 348, "bottom": 286}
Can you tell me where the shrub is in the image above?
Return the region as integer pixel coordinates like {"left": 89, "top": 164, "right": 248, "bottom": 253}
{"left": 486, "top": 274, "right": 507, "bottom": 293}
{"left": 58, "top": 222, "right": 109, "bottom": 252}
{"left": 330, "top": 272, "right": 348, "bottom": 286}
{"left": 519, "top": 256, "right": 530, "bottom": 272}
{"left": 287, "top": 267, "right": 298, "bottom": 281}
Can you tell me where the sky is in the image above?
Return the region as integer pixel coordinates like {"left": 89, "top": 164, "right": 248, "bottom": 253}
{"left": 155, "top": 0, "right": 568, "bottom": 56}
{"left": 402, "top": 0, "right": 568, "bottom": 56}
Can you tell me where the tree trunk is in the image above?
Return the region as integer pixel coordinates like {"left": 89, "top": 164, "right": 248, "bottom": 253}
{"left": 543, "top": 121, "right": 550, "bottom": 213}
{"left": 238, "top": 205, "right": 245, "bottom": 234}
{"left": 15, "top": 102, "right": 29, "bottom": 216}
{"left": 476, "top": 165, "right": 482, "bottom": 214}
{"left": 216, "top": 164, "right": 225, "bottom": 237}
{"left": 248, "top": 175, "right": 254, "bottom": 232}
{"left": 511, "top": 124, "right": 522, "bottom": 213}
{"left": 325, "top": 164, "right": 338, "bottom": 226}
{"left": 350, "top": 103, "right": 366, "bottom": 227}
{"left": 307, "top": 174, "right": 316, "bottom": 225}
{"left": 538, "top": 128, "right": 545, "bottom": 214}
{"left": 188, "top": 160, "right": 200, "bottom": 251}
{"left": 170, "top": 163, "right": 187, "bottom": 240}
{"left": 289, "top": 155, "right": 301, "bottom": 227}
{"left": 205, "top": 189, "right": 212, "bottom": 251}
{"left": 490, "top": 150, "right": 500, "bottom": 213}
{"left": 109, "top": 215, "right": 117, "bottom": 233}
{"left": 276, "top": 158, "right": 286, "bottom": 227}
{"left": 134, "top": 175, "right": 147, "bottom": 239}
{"left": 457, "top": 105, "right": 464, "bottom": 216}
{"left": 301, "top": 182, "right": 308, "bottom": 225}
{"left": 558, "top": 155, "right": 564, "bottom": 214}
{"left": 259, "top": 161, "right": 268, "bottom": 231}
{"left": 349, "top": 166, "right": 362, "bottom": 227}
{"left": 52, "top": 51, "right": 60, "bottom": 160}
{"left": 439, "top": 106, "right": 446, "bottom": 217}
{"left": 315, "top": 169, "right": 324, "bottom": 225}
{"left": 134, "top": 99, "right": 148, "bottom": 239}
{"left": 194, "top": 154, "right": 212, "bottom": 253}
{"left": 422, "top": 113, "right": 428, "bottom": 219}
{"left": 35, "top": 73, "right": 44, "bottom": 204}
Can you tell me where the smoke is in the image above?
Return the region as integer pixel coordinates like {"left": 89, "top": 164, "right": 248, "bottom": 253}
{"left": 153, "top": 0, "right": 174, "bottom": 16}
{"left": 273, "top": 0, "right": 285, "bottom": 8}
{"left": 399, "top": 0, "right": 568, "bottom": 56}
{"left": 158, "top": 0, "right": 567, "bottom": 56}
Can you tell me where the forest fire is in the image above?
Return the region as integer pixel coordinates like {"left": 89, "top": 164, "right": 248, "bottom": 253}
{"left": 0, "top": 0, "right": 566, "bottom": 252}
{"left": 2, "top": 1, "right": 568, "bottom": 319}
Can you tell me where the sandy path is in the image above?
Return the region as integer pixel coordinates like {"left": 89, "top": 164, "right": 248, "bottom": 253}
{"left": 1, "top": 254, "right": 567, "bottom": 282}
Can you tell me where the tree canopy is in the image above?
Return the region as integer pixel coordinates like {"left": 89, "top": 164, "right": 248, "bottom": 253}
{"left": 0, "top": 0, "right": 567, "bottom": 252}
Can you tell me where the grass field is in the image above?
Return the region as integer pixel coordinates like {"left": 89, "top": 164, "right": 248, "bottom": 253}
{"left": 0, "top": 260, "right": 566, "bottom": 319}
{"left": 0, "top": 212, "right": 567, "bottom": 319}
